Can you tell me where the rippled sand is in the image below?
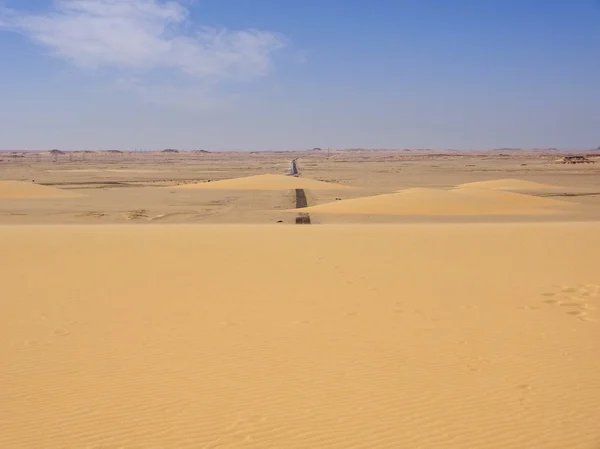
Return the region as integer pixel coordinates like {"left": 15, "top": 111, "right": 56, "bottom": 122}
{"left": 2, "top": 224, "right": 600, "bottom": 449}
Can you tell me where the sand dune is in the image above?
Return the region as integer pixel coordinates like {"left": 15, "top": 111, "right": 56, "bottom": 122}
{"left": 458, "top": 179, "right": 561, "bottom": 191}
{"left": 295, "top": 187, "right": 573, "bottom": 215}
{"left": 1, "top": 224, "right": 600, "bottom": 449}
{"left": 2, "top": 154, "right": 600, "bottom": 225}
{"left": 0, "top": 181, "right": 81, "bottom": 199}
{"left": 173, "top": 174, "right": 350, "bottom": 190}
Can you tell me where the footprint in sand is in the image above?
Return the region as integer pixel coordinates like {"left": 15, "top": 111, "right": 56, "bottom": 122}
{"left": 517, "top": 384, "right": 535, "bottom": 407}
{"left": 539, "top": 284, "right": 599, "bottom": 322}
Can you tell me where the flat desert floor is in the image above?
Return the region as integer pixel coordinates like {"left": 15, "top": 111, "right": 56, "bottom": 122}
{"left": 1, "top": 150, "right": 600, "bottom": 224}
{"left": 2, "top": 151, "right": 600, "bottom": 448}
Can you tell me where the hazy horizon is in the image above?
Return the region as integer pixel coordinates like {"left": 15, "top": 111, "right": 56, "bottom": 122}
{"left": 2, "top": 147, "right": 599, "bottom": 154}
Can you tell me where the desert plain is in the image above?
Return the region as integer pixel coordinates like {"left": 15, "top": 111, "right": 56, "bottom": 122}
{"left": 2, "top": 149, "right": 600, "bottom": 448}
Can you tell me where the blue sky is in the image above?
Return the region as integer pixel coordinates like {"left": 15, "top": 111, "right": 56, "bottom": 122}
{"left": 0, "top": 0, "right": 599, "bottom": 151}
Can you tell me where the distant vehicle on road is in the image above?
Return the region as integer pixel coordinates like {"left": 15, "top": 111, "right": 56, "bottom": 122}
{"left": 287, "top": 158, "right": 300, "bottom": 176}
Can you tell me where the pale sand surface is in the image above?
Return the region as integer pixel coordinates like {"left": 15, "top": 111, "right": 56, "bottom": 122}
{"left": 2, "top": 224, "right": 600, "bottom": 449}
{"left": 0, "top": 180, "right": 82, "bottom": 199}
{"left": 1, "top": 151, "right": 600, "bottom": 223}
{"left": 293, "top": 187, "right": 573, "bottom": 216}
{"left": 173, "top": 174, "right": 350, "bottom": 191}
{"left": 458, "top": 179, "right": 562, "bottom": 191}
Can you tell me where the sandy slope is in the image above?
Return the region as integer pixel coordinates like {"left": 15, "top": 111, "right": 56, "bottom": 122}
{"left": 295, "top": 187, "right": 573, "bottom": 215}
{"left": 458, "top": 179, "right": 561, "bottom": 191}
{"left": 0, "top": 181, "right": 81, "bottom": 199}
{"left": 3, "top": 154, "right": 600, "bottom": 225}
{"left": 173, "top": 174, "right": 350, "bottom": 190}
{"left": 2, "top": 224, "right": 600, "bottom": 449}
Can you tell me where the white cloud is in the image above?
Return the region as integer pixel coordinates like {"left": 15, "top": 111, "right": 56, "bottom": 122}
{"left": 1, "top": 0, "right": 286, "bottom": 81}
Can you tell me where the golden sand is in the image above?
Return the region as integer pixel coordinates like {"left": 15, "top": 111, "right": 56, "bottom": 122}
{"left": 173, "top": 174, "right": 350, "bottom": 190}
{"left": 295, "top": 187, "right": 573, "bottom": 215}
{"left": 458, "top": 179, "right": 561, "bottom": 191}
{"left": 0, "top": 180, "right": 81, "bottom": 199}
{"left": 2, "top": 153, "right": 599, "bottom": 225}
{"left": 1, "top": 224, "right": 600, "bottom": 449}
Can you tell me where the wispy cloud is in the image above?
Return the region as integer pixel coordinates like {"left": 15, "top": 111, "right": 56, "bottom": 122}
{"left": 0, "top": 0, "right": 287, "bottom": 105}
{"left": 114, "top": 76, "right": 238, "bottom": 110}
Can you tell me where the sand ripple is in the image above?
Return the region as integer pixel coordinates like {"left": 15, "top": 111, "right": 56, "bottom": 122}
{"left": 1, "top": 224, "right": 599, "bottom": 448}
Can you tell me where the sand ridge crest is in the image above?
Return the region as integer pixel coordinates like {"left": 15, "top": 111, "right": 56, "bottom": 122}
{"left": 458, "top": 179, "right": 561, "bottom": 191}
{"left": 0, "top": 181, "right": 82, "bottom": 199}
{"left": 293, "top": 187, "right": 573, "bottom": 216}
{"left": 172, "top": 174, "right": 351, "bottom": 191}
